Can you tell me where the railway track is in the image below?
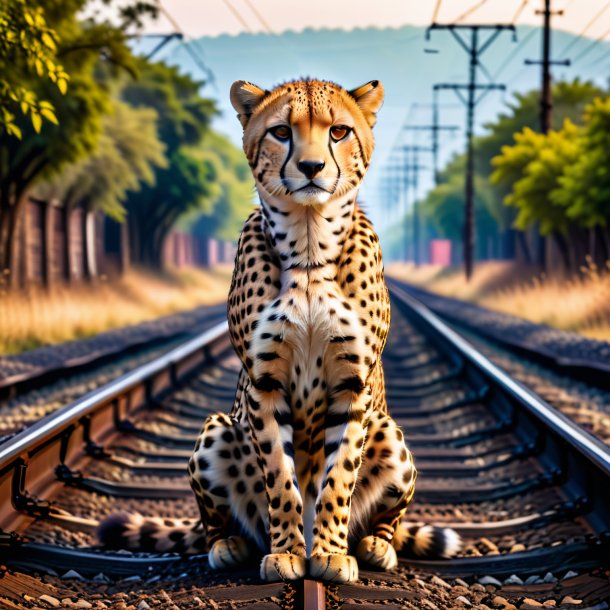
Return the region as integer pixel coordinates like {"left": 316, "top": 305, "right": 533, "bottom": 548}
{"left": 0, "top": 287, "right": 609, "bottom": 609}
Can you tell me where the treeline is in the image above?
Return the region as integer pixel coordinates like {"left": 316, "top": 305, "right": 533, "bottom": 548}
{"left": 0, "top": 0, "right": 252, "bottom": 282}
{"left": 402, "top": 80, "right": 610, "bottom": 271}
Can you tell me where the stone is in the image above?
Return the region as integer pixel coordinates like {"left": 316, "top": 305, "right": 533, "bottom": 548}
{"left": 562, "top": 571, "right": 579, "bottom": 580}
{"left": 431, "top": 575, "right": 452, "bottom": 589}
{"left": 492, "top": 596, "right": 517, "bottom": 609}
{"left": 137, "top": 602, "right": 150, "bottom": 610}
{"left": 522, "top": 598, "right": 543, "bottom": 607}
{"left": 478, "top": 576, "right": 502, "bottom": 587}
{"left": 61, "top": 570, "right": 84, "bottom": 581}
{"left": 39, "top": 596, "right": 61, "bottom": 608}
{"left": 456, "top": 596, "right": 472, "bottom": 606}
{"left": 542, "top": 573, "right": 557, "bottom": 584}
{"left": 504, "top": 575, "right": 523, "bottom": 585}
{"left": 560, "top": 597, "right": 582, "bottom": 605}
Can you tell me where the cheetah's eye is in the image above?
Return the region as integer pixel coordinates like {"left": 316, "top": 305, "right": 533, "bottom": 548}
{"left": 330, "top": 125, "right": 351, "bottom": 142}
{"left": 270, "top": 125, "right": 291, "bottom": 141}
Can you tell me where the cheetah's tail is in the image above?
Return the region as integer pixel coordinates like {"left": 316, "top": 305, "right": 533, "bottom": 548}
{"left": 97, "top": 513, "right": 207, "bottom": 555}
{"left": 392, "top": 522, "right": 462, "bottom": 559}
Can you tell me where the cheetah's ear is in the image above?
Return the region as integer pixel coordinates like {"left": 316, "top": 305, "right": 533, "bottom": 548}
{"left": 349, "top": 80, "right": 384, "bottom": 127}
{"left": 230, "top": 81, "right": 268, "bottom": 128}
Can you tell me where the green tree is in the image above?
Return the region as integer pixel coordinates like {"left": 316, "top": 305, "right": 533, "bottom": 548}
{"left": 120, "top": 59, "right": 217, "bottom": 268}
{"left": 491, "top": 121, "right": 583, "bottom": 269}
{"left": 0, "top": 0, "right": 68, "bottom": 138}
{"left": 476, "top": 80, "right": 603, "bottom": 238}
{"left": 422, "top": 154, "right": 499, "bottom": 260}
{"left": 0, "top": 0, "right": 155, "bottom": 281}
{"left": 420, "top": 80, "right": 605, "bottom": 264}
{"left": 181, "top": 131, "right": 255, "bottom": 242}
{"left": 35, "top": 101, "right": 167, "bottom": 219}
{"left": 553, "top": 97, "right": 610, "bottom": 259}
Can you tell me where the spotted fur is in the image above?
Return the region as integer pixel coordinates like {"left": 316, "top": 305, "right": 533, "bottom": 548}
{"left": 98, "top": 78, "right": 461, "bottom": 582}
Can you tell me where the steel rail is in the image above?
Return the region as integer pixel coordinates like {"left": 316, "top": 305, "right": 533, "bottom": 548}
{"left": 389, "top": 283, "right": 610, "bottom": 477}
{"left": 0, "top": 320, "right": 229, "bottom": 470}
{"left": 0, "top": 288, "right": 609, "bottom": 605}
{"left": 388, "top": 278, "right": 610, "bottom": 385}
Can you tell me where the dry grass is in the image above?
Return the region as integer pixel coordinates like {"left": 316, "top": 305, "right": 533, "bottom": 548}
{"left": 0, "top": 266, "right": 233, "bottom": 354}
{"left": 387, "top": 259, "right": 610, "bottom": 342}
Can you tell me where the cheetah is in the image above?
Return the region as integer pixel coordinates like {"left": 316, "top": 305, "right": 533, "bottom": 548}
{"left": 98, "top": 79, "right": 461, "bottom": 583}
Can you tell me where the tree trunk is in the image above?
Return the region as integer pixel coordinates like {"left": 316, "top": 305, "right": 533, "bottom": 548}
{"left": 551, "top": 232, "right": 571, "bottom": 271}
{"left": 62, "top": 204, "right": 73, "bottom": 283}
{"left": 7, "top": 203, "right": 20, "bottom": 289}
{"left": 516, "top": 230, "right": 532, "bottom": 264}
{"left": 596, "top": 226, "right": 609, "bottom": 263}
{"left": 0, "top": 197, "right": 27, "bottom": 289}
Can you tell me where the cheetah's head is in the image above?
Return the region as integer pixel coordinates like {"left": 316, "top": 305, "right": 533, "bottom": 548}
{"left": 230, "top": 79, "right": 384, "bottom": 206}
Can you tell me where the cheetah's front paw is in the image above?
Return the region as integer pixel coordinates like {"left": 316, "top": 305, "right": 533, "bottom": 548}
{"left": 356, "top": 535, "right": 397, "bottom": 570}
{"left": 208, "top": 536, "right": 250, "bottom": 570}
{"left": 309, "top": 553, "right": 358, "bottom": 582}
{"left": 260, "top": 553, "right": 307, "bottom": 582}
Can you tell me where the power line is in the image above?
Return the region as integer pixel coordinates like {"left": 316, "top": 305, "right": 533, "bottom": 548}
{"left": 403, "top": 99, "right": 460, "bottom": 185}
{"left": 156, "top": 1, "right": 216, "bottom": 86}
{"left": 572, "top": 25, "right": 610, "bottom": 63}
{"left": 454, "top": 0, "right": 489, "bottom": 24}
{"left": 432, "top": 0, "right": 444, "bottom": 23}
{"left": 512, "top": 0, "right": 530, "bottom": 23}
{"left": 584, "top": 45, "right": 610, "bottom": 68}
{"left": 221, "top": 0, "right": 253, "bottom": 32}
{"left": 400, "top": 146, "right": 433, "bottom": 265}
{"left": 492, "top": 27, "right": 537, "bottom": 80}
{"left": 428, "top": 23, "right": 515, "bottom": 280}
{"left": 524, "top": 0, "right": 570, "bottom": 133}
{"left": 241, "top": 0, "right": 273, "bottom": 33}
{"left": 557, "top": 1, "right": 610, "bottom": 58}
{"left": 141, "top": 33, "right": 183, "bottom": 60}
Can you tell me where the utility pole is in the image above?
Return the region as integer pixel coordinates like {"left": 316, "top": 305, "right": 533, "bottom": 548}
{"left": 525, "top": 0, "right": 570, "bottom": 134}
{"left": 524, "top": 1, "right": 570, "bottom": 268}
{"left": 403, "top": 93, "right": 459, "bottom": 185}
{"left": 401, "top": 146, "right": 432, "bottom": 265}
{"left": 428, "top": 24, "right": 515, "bottom": 280}
{"left": 382, "top": 160, "right": 409, "bottom": 260}
{"left": 141, "top": 33, "right": 184, "bottom": 59}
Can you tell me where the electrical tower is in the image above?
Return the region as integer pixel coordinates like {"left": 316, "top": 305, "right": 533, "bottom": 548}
{"left": 525, "top": 0, "right": 570, "bottom": 134}
{"left": 381, "top": 158, "right": 410, "bottom": 261}
{"left": 401, "top": 146, "right": 432, "bottom": 265}
{"left": 428, "top": 24, "right": 516, "bottom": 280}
{"left": 403, "top": 92, "right": 459, "bottom": 185}
{"left": 524, "top": 1, "right": 570, "bottom": 268}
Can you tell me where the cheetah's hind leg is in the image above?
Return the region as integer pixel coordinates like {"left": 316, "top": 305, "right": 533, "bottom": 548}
{"left": 189, "top": 412, "right": 268, "bottom": 571}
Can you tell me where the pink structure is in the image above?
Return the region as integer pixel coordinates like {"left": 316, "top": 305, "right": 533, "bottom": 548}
{"left": 429, "top": 240, "right": 452, "bottom": 266}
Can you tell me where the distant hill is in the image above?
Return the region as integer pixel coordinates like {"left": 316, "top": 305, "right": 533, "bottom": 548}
{"left": 141, "top": 25, "right": 610, "bottom": 231}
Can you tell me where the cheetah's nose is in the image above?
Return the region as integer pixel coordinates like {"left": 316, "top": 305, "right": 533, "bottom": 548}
{"left": 298, "top": 159, "right": 325, "bottom": 179}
